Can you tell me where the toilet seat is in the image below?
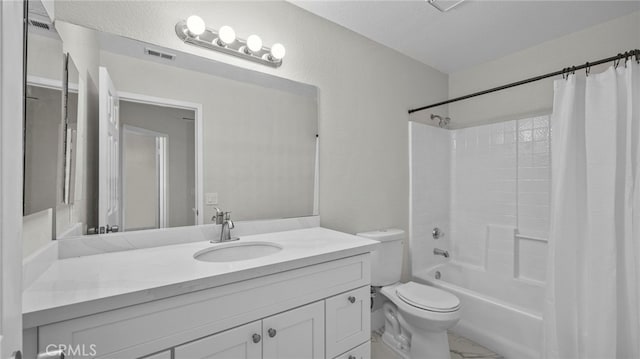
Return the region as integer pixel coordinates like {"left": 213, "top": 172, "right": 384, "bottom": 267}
{"left": 396, "top": 282, "right": 460, "bottom": 313}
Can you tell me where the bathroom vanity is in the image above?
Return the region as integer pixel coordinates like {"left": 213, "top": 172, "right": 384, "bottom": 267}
{"left": 23, "top": 227, "right": 378, "bottom": 359}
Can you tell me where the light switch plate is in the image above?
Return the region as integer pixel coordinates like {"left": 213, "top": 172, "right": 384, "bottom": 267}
{"left": 205, "top": 192, "right": 218, "bottom": 205}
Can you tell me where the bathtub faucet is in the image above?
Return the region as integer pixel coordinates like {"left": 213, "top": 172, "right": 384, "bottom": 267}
{"left": 433, "top": 248, "right": 449, "bottom": 258}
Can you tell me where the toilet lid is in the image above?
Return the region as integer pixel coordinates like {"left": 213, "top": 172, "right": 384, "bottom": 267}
{"left": 396, "top": 282, "right": 460, "bottom": 313}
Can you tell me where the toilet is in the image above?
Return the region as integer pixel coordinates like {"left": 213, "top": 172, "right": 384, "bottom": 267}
{"left": 358, "top": 229, "right": 460, "bottom": 359}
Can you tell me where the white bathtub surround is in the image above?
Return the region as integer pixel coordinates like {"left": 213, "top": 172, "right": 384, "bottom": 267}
{"left": 23, "top": 226, "right": 377, "bottom": 328}
{"left": 544, "top": 62, "right": 640, "bottom": 358}
{"left": 409, "top": 117, "right": 552, "bottom": 358}
{"left": 409, "top": 122, "right": 451, "bottom": 275}
{"left": 56, "top": 215, "right": 319, "bottom": 258}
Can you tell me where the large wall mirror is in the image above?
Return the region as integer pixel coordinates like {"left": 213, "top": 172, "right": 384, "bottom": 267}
{"left": 24, "top": 1, "right": 319, "bottom": 244}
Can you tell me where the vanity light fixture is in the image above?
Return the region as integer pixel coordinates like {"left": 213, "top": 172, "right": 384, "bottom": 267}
{"left": 176, "top": 15, "right": 286, "bottom": 68}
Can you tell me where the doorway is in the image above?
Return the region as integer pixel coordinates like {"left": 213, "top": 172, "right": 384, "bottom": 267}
{"left": 119, "top": 100, "right": 197, "bottom": 230}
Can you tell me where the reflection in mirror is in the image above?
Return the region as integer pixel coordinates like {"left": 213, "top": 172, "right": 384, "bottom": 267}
{"left": 24, "top": 16, "right": 318, "bottom": 240}
{"left": 62, "top": 53, "right": 80, "bottom": 205}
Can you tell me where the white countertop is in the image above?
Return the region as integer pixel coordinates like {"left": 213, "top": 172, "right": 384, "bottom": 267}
{"left": 23, "top": 227, "right": 378, "bottom": 328}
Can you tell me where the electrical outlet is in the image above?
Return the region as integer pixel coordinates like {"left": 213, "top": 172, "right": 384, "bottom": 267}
{"left": 205, "top": 192, "right": 218, "bottom": 205}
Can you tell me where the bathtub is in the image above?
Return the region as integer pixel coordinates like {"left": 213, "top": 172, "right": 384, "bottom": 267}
{"left": 414, "top": 263, "right": 543, "bottom": 359}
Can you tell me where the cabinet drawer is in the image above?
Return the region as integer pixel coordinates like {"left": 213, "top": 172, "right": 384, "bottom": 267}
{"left": 325, "top": 286, "right": 370, "bottom": 359}
{"left": 174, "top": 321, "right": 262, "bottom": 359}
{"left": 333, "top": 341, "right": 370, "bottom": 359}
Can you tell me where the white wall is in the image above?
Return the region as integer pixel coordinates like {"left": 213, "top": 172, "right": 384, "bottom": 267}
{"left": 24, "top": 86, "right": 61, "bottom": 216}
{"left": 54, "top": 0, "right": 449, "bottom": 280}
{"left": 448, "top": 11, "right": 640, "bottom": 128}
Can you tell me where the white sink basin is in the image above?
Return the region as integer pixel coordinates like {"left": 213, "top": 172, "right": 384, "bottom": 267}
{"left": 194, "top": 241, "right": 283, "bottom": 262}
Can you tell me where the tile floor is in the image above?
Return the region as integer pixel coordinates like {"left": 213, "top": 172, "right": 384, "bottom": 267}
{"left": 371, "top": 331, "right": 503, "bottom": 359}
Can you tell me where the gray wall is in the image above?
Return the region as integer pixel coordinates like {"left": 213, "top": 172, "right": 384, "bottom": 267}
{"left": 24, "top": 86, "right": 62, "bottom": 215}
{"left": 120, "top": 101, "right": 195, "bottom": 229}
{"left": 447, "top": 11, "right": 640, "bottom": 128}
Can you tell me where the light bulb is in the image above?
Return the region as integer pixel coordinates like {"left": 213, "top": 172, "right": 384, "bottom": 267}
{"left": 270, "top": 43, "right": 286, "bottom": 60}
{"left": 218, "top": 25, "right": 236, "bottom": 45}
{"left": 246, "top": 35, "right": 263, "bottom": 53}
{"left": 186, "top": 15, "right": 206, "bottom": 36}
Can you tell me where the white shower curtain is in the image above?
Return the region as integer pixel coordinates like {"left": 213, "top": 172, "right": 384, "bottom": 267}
{"left": 544, "top": 60, "right": 640, "bottom": 359}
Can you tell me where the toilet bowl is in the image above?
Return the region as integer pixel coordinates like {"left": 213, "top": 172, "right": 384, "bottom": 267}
{"left": 380, "top": 282, "right": 460, "bottom": 359}
{"left": 356, "top": 229, "right": 461, "bottom": 359}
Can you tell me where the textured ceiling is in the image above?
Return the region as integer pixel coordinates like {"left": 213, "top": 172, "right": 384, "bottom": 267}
{"left": 290, "top": 1, "right": 639, "bottom": 73}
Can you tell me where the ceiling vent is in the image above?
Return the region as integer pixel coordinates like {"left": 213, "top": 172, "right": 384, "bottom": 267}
{"left": 144, "top": 48, "right": 176, "bottom": 61}
{"left": 28, "top": 18, "right": 51, "bottom": 31}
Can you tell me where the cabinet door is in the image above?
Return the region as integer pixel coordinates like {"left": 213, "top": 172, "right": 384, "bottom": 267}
{"left": 263, "top": 301, "right": 324, "bottom": 359}
{"left": 174, "top": 321, "right": 262, "bottom": 359}
{"left": 325, "top": 286, "right": 370, "bottom": 358}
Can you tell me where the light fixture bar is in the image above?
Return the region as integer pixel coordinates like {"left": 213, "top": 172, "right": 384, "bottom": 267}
{"left": 175, "top": 20, "right": 283, "bottom": 68}
{"left": 427, "top": 0, "right": 467, "bottom": 13}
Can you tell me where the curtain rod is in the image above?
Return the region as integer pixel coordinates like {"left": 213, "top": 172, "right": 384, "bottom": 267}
{"left": 408, "top": 49, "right": 640, "bottom": 114}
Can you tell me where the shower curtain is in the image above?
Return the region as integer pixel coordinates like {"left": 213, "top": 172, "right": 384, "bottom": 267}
{"left": 544, "top": 60, "right": 640, "bottom": 359}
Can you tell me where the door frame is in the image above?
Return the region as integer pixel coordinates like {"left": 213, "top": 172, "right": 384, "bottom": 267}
{"left": 121, "top": 125, "right": 168, "bottom": 231}
{"left": 0, "top": 0, "right": 25, "bottom": 356}
{"left": 117, "top": 91, "right": 204, "bottom": 225}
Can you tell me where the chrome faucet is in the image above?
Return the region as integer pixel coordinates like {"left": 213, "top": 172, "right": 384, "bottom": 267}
{"left": 217, "top": 212, "right": 239, "bottom": 243}
{"left": 433, "top": 248, "right": 449, "bottom": 258}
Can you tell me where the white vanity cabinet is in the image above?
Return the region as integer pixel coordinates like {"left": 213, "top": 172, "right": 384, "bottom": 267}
{"left": 30, "top": 254, "right": 372, "bottom": 359}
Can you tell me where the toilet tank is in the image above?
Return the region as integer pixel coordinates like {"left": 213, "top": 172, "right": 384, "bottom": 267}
{"left": 357, "top": 229, "right": 405, "bottom": 286}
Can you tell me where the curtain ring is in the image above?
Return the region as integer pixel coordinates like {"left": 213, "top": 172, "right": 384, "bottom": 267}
{"left": 585, "top": 62, "right": 591, "bottom": 77}
{"left": 625, "top": 51, "right": 630, "bottom": 68}
{"left": 614, "top": 56, "right": 621, "bottom": 69}
{"left": 562, "top": 67, "right": 568, "bottom": 80}
{"left": 571, "top": 66, "right": 576, "bottom": 75}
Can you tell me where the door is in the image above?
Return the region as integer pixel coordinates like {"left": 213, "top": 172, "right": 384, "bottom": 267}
{"left": 98, "top": 67, "right": 120, "bottom": 229}
{"left": 174, "top": 321, "right": 262, "bottom": 359}
{"left": 122, "top": 126, "right": 167, "bottom": 231}
{"left": 0, "top": 1, "right": 24, "bottom": 357}
{"left": 263, "top": 301, "right": 324, "bottom": 359}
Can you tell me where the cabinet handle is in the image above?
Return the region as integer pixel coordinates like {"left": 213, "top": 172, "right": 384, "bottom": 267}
{"left": 252, "top": 333, "right": 261, "bottom": 343}
{"left": 268, "top": 328, "right": 277, "bottom": 338}
{"left": 348, "top": 296, "right": 356, "bottom": 303}
{"left": 348, "top": 355, "right": 356, "bottom": 359}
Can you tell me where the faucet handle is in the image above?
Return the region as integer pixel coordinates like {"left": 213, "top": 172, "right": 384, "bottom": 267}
{"left": 224, "top": 211, "right": 232, "bottom": 221}
{"left": 212, "top": 207, "right": 224, "bottom": 224}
